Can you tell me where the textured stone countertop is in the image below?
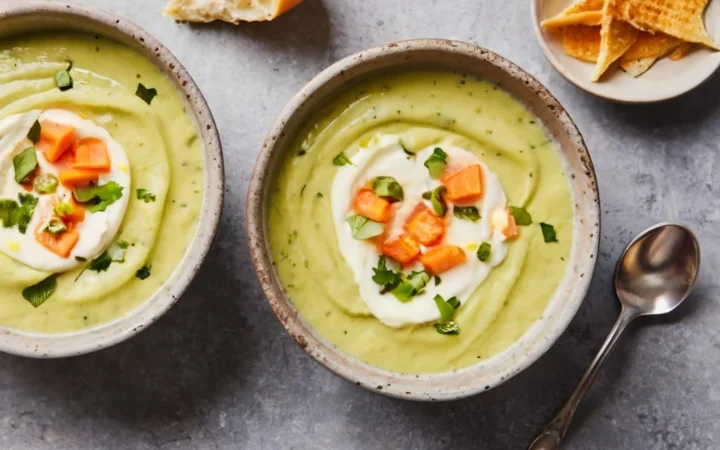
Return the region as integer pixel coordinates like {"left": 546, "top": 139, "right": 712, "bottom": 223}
{"left": 1, "top": 1, "right": 718, "bottom": 449}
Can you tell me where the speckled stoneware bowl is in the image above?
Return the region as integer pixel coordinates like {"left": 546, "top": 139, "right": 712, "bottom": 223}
{"left": 248, "top": 39, "right": 600, "bottom": 400}
{"left": 0, "top": 2, "right": 224, "bottom": 358}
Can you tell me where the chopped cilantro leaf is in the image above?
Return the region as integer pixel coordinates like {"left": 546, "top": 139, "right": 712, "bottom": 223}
{"left": 508, "top": 206, "right": 532, "bottom": 226}
{"left": 27, "top": 120, "right": 41, "bottom": 144}
{"left": 136, "top": 83, "right": 158, "bottom": 105}
{"left": 13, "top": 147, "right": 38, "bottom": 184}
{"left": 136, "top": 265, "right": 151, "bottom": 280}
{"left": 477, "top": 242, "right": 491, "bottom": 262}
{"left": 73, "top": 181, "right": 124, "bottom": 213}
{"left": 453, "top": 206, "right": 480, "bottom": 222}
{"left": 136, "top": 188, "right": 156, "bottom": 203}
{"left": 22, "top": 274, "right": 58, "bottom": 308}
{"left": 540, "top": 222, "right": 558, "bottom": 243}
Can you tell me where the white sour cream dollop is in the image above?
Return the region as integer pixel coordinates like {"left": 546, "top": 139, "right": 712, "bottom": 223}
{"left": 0, "top": 109, "right": 131, "bottom": 272}
{"left": 331, "top": 135, "right": 509, "bottom": 328}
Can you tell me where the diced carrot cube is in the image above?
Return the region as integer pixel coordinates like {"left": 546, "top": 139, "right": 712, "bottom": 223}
{"left": 353, "top": 189, "right": 392, "bottom": 223}
{"left": 73, "top": 138, "right": 111, "bottom": 172}
{"left": 36, "top": 121, "right": 76, "bottom": 163}
{"left": 405, "top": 204, "right": 445, "bottom": 246}
{"left": 382, "top": 233, "right": 420, "bottom": 265}
{"left": 59, "top": 168, "right": 99, "bottom": 187}
{"left": 443, "top": 164, "right": 484, "bottom": 202}
{"left": 419, "top": 244, "right": 467, "bottom": 275}
{"left": 35, "top": 229, "right": 79, "bottom": 258}
{"left": 491, "top": 208, "right": 519, "bottom": 239}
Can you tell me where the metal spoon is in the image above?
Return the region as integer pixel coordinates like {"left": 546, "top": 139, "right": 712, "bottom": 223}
{"left": 529, "top": 223, "right": 700, "bottom": 450}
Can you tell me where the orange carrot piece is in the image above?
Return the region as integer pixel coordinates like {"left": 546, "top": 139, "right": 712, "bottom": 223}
{"left": 73, "top": 138, "right": 111, "bottom": 172}
{"left": 382, "top": 234, "right": 420, "bottom": 265}
{"left": 492, "top": 208, "right": 519, "bottom": 239}
{"left": 443, "top": 164, "right": 484, "bottom": 202}
{"left": 419, "top": 244, "right": 467, "bottom": 275}
{"left": 36, "top": 121, "right": 76, "bottom": 163}
{"left": 59, "top": 168, "right": 99, "bottom": 187}
{"left": 504, "top": 210, "right": 518, "bottom": 239}
{"left": 35, "top": 229, "right": 79, "bottom": 258}
{"left": 353, "top": 189, "right": 392, "bottom": 223}
{"left": 405, "top": 205, "right": 445, "bottom": 246}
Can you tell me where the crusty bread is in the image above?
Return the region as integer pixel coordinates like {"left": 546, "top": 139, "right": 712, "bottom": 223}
{"left": 164, "top": 0, "right": 304, "bottom": 23}
{"left": 593, "top": 0, "right": 640, "bottom": 81}
{"left": 563, "top": 26, "right": 602, "bottom": 62}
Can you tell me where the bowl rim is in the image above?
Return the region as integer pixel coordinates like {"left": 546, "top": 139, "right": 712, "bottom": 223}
{"left": 530, "top": 0, "right": 720, "bottom": 104}
{"left": 0, "top": 2, "right": 224, "bottom": 358}
{"left": 247, "top": 38, "right": 600, "bottom": 400}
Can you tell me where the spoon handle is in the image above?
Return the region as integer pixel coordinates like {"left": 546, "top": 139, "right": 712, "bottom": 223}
{"left": 528, "top": 306, "right": 639, "bottom": 450}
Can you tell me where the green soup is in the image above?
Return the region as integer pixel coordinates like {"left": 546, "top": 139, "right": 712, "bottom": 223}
{"left": 269, "top": 71, "right": 573, "bottom": 374}
{"left": 0, "top": 33, "right": 203, "bottom": 333}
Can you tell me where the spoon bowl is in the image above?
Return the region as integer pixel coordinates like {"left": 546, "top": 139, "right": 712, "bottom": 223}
{"left": 615, "top": 223, "right": 700, "bottom": 316}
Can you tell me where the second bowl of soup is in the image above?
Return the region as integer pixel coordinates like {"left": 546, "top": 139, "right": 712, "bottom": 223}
{"left": 248, "top": 40, "right": 599, "bottom": 400}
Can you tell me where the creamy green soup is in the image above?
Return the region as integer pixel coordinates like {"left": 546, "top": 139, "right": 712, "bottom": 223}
{"left": 0, "top": 33, "right": 203, "bottom": 333}
{"left": 269, "top": 71, "right": 573, "bottom": 374}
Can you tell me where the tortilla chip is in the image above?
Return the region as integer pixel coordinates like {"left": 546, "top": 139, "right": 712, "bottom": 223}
{"left": 619, "top": 0, "right": 719, "bottom": 49}
{"left": 670, "top": 43, "right": 695, "bottom": 60}
{"left": 563, "top": 26, "right": 602, "bottom": 62}
{"left": 542, "top": 0, "right": 605, "bottom": 27}
{"left": 593, "top": 0, "right": 640, "bottom": 81}
{"left": 620, "top": 32, "right": 681, "bottom": 61}
{"left": 620, "top": 57, "right": 657, "bottom": 76}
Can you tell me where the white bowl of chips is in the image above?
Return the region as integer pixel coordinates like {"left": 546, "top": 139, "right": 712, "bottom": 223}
{"left": 532, "top": 0, "right": 720, "bottom": 102}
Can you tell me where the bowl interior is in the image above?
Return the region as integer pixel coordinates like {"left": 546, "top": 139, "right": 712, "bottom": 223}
{"left": 0, "top": 3, "right": 223, "bottom": 358}
{"left": 249, "top": 40, "right": 600, "bottom": 400}
{"left": 532, "top": 0, "right": 720, "bottom": 103}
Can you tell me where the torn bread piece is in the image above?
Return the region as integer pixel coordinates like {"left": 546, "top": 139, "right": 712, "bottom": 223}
{"left": 164, "top": 0, "right": 304, "bottom": 23}
{"left": 563, "top": 26, "right": 602, "bottom": 62}
{"left": 619, "top": 0, "right": 719, "bottom": 49}
{"left": 593, "top": 0, "right": 640, "bottom": 81}
{"left": 542, "top": 0, "right": 605, "bottom": 27}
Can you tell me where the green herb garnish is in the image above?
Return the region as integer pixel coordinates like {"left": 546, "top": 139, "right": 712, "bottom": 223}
{"left": 136, "top": 188, "right": 156, "bottom": 203}
{"left": 434, "top": 321, "right": 460, "bottom": 335}
{"left": 421, "top": 191, "right": 432, "bottom": 200}
{"left": 392, "top": 270, "right": 431, "bottom": 302}
{"left": 34, "top": 173, "right": 58, "bottom": 194}
{"left": 371, "top": 176, "right": 404, "bottom": 202}
{"left": 430, "top": 185, "right": 447, "bottom": 217}
{"left": 424, "top": 147, "right": 448, "bottom": 179}
{"left": 136, "top": 264, "right": 151, "bottom": 280}
{"left": 477, "top": 242, "right": 492, "bottom": 262}
{"left": 332, "top": 152, "right": 353, "bottom": 166}
{"left": 509, "top": 206, "right": 532, "bottom": 226}
{"left": 540, "top": 222, "right": 558, "bottom": 243}
{"left": 434, "top": 295, "right": 456, "bottom": 322}
{"left": 136, "top": 83, "right": 157, "bottom": 105}
{"left": 371, "top": 256, "right": 401, "bottom": 292}
{"left": 453, "top": 206, "right": 480, "bottom": 222}
{"left": 22, "top": 274, "right": 58, "bottom": 308}
{"left": 434, "top": 275, "right": 442, "bottom": 286}
{"left": 27, "top": 119, "right": 41, "bottom": 144}
{"left": 0, "top": 194, "right": 38, "bottom": 234}
{"left": 44, "top": 218, "right": 67, "bottom": 235}
{"left": 88, "top": 252, "right": 112, "bottom": 272}
{"left": 55, "top": 62, "right": 73, "bottom": 91}
{"left": 13, "top": 147, "right": 38, "bottom": 184}
{"left": 15, "top": 194, "right": 37, "bottom": 234}
{"left": 88, "top": 240, "right": 130, "bottom": 273}
{"left": 447, "top": 297, "right": 460, "bottom": 309}
{"left": 73, "top": 181, "right": 124, "bottom": 213}
{"left": 347, "top": 214, "right": 384, "bottom": 240}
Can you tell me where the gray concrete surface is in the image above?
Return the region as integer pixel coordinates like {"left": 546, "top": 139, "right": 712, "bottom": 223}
{"left": 1, "top": 0, "right": 718, "bottom": 449}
